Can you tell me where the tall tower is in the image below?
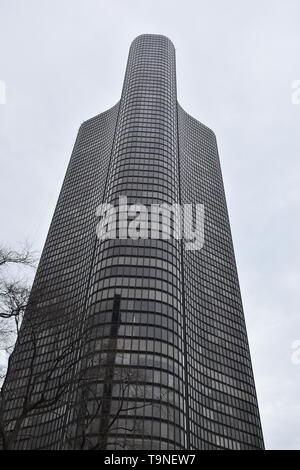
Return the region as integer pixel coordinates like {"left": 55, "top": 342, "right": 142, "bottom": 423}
{"left": 1, "top": 35, "right": 264, "bottom": 450}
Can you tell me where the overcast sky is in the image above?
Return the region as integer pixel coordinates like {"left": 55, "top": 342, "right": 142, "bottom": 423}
{"left": 1, "top": 0, "right": 299, "bottom": 450}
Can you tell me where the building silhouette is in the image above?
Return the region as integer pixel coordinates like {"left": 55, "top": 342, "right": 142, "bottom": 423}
{"left": 1, "top": 34, "right": 264, "bottom": 450}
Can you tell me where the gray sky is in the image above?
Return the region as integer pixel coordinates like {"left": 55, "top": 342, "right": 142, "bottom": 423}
{"left": 1, "top": 0, "right": 299, "bottom": 450}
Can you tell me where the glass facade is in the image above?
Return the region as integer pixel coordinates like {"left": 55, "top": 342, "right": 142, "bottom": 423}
{"left": 1, "top": 34, "right": 264, "bottom": 450}
{"left": 178, "top": 107, "right": 264, "bottom": 449}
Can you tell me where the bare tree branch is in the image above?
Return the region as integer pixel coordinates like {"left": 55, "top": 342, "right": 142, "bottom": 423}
{"left": 0, "top": 280, "right": 30, "bottom": 320}
{"left": 0, "top": 244, "right": 37, "bottom": 269}
{"left": 0, "top": 243, "right": 38, "bottom": 389}
{"left": 0, "top": 323, "right": 78, "bottom": 449}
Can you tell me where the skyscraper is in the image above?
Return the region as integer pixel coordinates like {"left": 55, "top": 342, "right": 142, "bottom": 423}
{"left": 1, "top": 34, "right": 264, "bottom": 450}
